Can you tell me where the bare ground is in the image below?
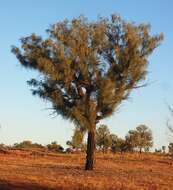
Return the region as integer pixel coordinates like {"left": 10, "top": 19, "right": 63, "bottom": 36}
{"left": 0, "top": 150, "right": 173, "bottom": 190}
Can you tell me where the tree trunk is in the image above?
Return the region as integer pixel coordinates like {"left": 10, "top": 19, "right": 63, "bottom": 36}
{"left": 139, "top": 147, "right": 142, "bottom": 154}
{"left": 85, "top": 129, "right": 96, "bottom": 170}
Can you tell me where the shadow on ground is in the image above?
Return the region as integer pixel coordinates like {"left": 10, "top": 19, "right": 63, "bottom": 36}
{"left": 0, "top": 181, "right": 57, "bottom": 190}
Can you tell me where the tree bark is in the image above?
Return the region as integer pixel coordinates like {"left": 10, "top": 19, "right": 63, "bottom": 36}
{"left": 85, "top": 128, "right": 96, "bottom": 170}
{"left": 139, "top": 147, "right": 142, "bottom": 154}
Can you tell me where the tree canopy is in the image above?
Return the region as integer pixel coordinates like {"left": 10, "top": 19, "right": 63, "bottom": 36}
{"left": 12, "top": 14, "right": 163, "bottom": 170}
{"left": 126, "top": 125, "right": 153, "bottom": 153}
{"left": 67, "top": 126, "right": 86, "bottom": 150}
{"left": 12, "top": 15, "right": 163, "bottom": 130}
{"left": 47, "top": 141, "right": 64, "bottom": 152}
{"left": 96, "top": 124, "right": 111, "bottom": 152}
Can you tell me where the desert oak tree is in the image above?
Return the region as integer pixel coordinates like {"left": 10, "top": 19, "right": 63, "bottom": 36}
{"left": 96, "top": 124, "right": 111, "bottom": 153}
{"left": 126, "top": 125, "right": 153, "bottom": 153}
{"left": 12, "top": 15, "right": 163, "bottom": 170}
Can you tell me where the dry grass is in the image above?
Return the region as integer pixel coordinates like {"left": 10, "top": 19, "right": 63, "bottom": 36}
{"left": 0, "top": 150, "right": 173, "bottom": 190}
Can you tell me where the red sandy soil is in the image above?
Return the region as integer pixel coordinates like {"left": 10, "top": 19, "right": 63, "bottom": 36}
{"left": 0, "top": 150, "right": 173, "bottom": 190}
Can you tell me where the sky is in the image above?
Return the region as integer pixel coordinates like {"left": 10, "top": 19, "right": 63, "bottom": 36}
{"left": 0, "top": 0, "right": 173, "bottom": 149}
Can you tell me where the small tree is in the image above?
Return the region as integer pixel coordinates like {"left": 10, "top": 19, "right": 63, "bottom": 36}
{"left": 13, "top": 140, "right": 45, "bottom": 149}
{"left": 126, "top": 125, "right": 153, "bottom": 153}
{"left": 67, "top": 126, "right": 86, "bottom": 151}
{"left": 13, "top": 140, "right": 32, "bottom": 149}
{"left": 155, "top": 148, "right": 162, "bottom": 153}
{"left": 12, "top": 14, "right": 163, "bottom": 170}
{"left": 110, "top": 134, "right": 119, "bottom": 153}
{"left": 109, "top": 134, "right": 131, "bottom": 153}
{"left": 168, "top": 143, "right": 173, "bottom": 156}
{"left": 125, "top": 129, "right": 138, "bottom": 150}
{"left": 137, "top": 125, "right": 153, "bottom": 153}
{"left": 96, "top": 124, "right": 111, "bottom": 153}
{"left": 162, "top": 146, "right": 166, "bottom": 154}
{"left": 47, "top": 141, "right": 64, "bottom": 152}
{"left": 110, "top": 136, "right": 122, "bottom": 153}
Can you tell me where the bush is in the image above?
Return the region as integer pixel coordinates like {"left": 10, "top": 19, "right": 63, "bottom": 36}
{"left": 13, "top": 140, "right": 45, "bottom": 149}
{"left": 47, "top": 141, "right": 64, "bottom": 153}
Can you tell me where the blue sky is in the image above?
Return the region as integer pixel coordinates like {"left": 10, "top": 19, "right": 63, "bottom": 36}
{"left": 0, "top": 0, "right": 173, "bottom": 149}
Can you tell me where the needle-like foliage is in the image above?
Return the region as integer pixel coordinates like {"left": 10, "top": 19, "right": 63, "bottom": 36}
{"left": 12, "top": 14, "right": 163, "bottom": 170}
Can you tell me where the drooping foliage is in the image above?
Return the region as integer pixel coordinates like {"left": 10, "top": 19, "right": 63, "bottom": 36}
{"left": 12, "top": 15, "right": 163, "bottom": 131}
{"left": 12, "top": 14, "right": 163, "bottom": 170}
